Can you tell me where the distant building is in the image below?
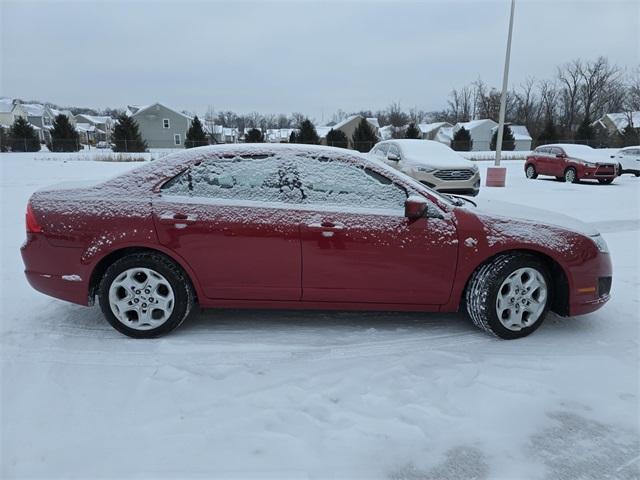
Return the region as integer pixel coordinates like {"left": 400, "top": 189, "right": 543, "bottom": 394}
{"left": 75, "top": 114, "right": 113, "bottom": 141}
{"left": 418, "top": 122, "right": 454, "bottom": 141}
{"left": 452, "top": 119, "right": 498, "bottom": 151}
{"left": 316, "top": 115, "right": 379, "bottom": 148}
{"left": 489, "top": 124, "right": 532, "bottom": 151}
{"left": 127, "top": 102, "right": 191, "bottom": 148}
{"left": 593, "top": 111, "right": 640, "bottom": 136}
{"left": 0, "top": 98, "right": 29, "bottom": 130}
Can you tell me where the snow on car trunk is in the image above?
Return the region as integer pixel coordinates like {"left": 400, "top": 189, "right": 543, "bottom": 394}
{"left": 1, "top": 154, "right": 639, "bottom": 478}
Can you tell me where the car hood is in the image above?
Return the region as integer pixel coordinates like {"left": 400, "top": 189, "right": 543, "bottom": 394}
{"left": 404, "top": 155, "right": 475, "bottom": 170}
{"left": 469, "top": 198, "right": 599, "bottom": 237}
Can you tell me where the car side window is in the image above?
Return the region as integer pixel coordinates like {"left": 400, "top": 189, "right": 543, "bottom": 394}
{"left": 161, "top": 155, "right": 306, "bottom": 204}
{"left": 296, "top": 155, "right": 407, "bottom": 211}
{"left": 376, "top": 143, "right": 389, "bottom": 157}
{"left": 387, "top": 144, "right": 401, "bottom": 159}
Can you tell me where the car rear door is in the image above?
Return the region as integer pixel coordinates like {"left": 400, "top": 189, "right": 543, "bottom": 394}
{"left": 295, "top": 155, "right": 458, "bottom": 305}
{"left": 152, "top": 154, "right": 302, "bottom": 301}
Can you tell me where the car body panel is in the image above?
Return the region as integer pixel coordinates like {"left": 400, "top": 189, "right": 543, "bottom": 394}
{"left": 611, "top": 146, "right": 640, "bottom": 175}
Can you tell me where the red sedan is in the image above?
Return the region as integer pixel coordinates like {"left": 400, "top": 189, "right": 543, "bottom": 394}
{"left": 525, "top": 144, "right": 618, "bottom": 184}
{"left": 21, "top": 145, "right": 612, "bottom": 339}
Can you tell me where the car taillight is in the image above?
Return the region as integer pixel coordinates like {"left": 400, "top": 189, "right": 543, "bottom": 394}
{"left": 26, "top": 203, "right": 42, "bottom": 233}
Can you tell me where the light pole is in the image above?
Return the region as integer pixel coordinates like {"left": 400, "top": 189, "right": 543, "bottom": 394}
{"left": 486, "top": 0, "right": 515, "bottom": 187}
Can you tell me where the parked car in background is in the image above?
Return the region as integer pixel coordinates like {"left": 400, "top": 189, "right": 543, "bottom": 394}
{"left": 525, "top": 144, "right": 618, "bottom": 184}
{"left": 369, "top": 139, "right": 480, "bottom": 196}
{"left": 610, "top": 146, "right": 640, "bottom": 176}
{"left": 21, "top": 144, "right": 611, "bottom": 340}
{"left": 96, "top": 141, "right": 113, "bottom": 149}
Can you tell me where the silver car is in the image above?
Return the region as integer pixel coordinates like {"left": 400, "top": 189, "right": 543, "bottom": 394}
{"left": 369, "top": 139, "right": 480, "bottom": 196}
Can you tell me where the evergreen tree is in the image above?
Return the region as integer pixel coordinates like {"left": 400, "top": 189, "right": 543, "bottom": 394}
{"left": 0, "top": 126, "right": 10, "bottom": 152}
{"left": 490, "top": 125, "right": 516, "bottom": 151}
{"left": 536, "top": 118, "right": 558, "bottom": 146}
{"left": 325, "top": 128, "right": 349, "bottom": 149}
{"left": 9, "top": 117, "right": 40, "bottom": 152}
{"left": 112, "top": 114, "right": 147, "bottom": 152}
{"left": 289, "top": 130, "right": 298, "bottom": 143}
{"left": 405, "top": 122, "right": 421, "bottom": 139}
{"left": 575, "top": 118, "right": 596, "bottom": 146}
{"left": 184, "top": 115, "right": 208, "bottom": 148}
{"left": 245, "top": 128, "right": 264, "bottom": 143}
{"left": 451, "top": 126, "right": 472, "bottom": 151}
{"left": 618, "top": 122, "right": 640, "bottom": 147}
{"left": 50, "top": 114, "right": 80, "bottom": 152}
{"left": 296, "top": 119, "right": 320, "bottom": 144}
{"left": 351, "top": 118, "right": 377, "bottom": 152}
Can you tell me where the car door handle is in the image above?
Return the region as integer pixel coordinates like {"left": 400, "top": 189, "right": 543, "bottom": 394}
{"left": 158, "top": 213, "right": 198, "bottom": 226}
{"left": 306, "top": 221, "right": 345, "bottom": 230}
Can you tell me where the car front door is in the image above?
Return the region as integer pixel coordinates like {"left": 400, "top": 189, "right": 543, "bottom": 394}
{"left": 296, "top": 155, "right": 458, "bottom": 305}
{"left": 153, "top": 154, "right": 303, "bottom": 301}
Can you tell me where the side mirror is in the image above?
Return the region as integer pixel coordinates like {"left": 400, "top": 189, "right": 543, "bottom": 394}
{"left": 404, "top": 196, "right": 428, "bottom": 219}
{"left": 387, "top": 153, "right": 400, "bottom": 162}
{"left": 556, "top": 153, "right": 566, "bottom": 159}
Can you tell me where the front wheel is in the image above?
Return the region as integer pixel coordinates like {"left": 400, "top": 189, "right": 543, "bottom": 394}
{"left": 98, "top": 252, "right": 195, "bottom": 338}
{"left": 598, "top": 178, "right": 614, "bottom": 185}
{"left": 465, "top": 253, "right": 550, "bottom": 339}
{"left": 525, "top": 164, "right": 538, "bottom": 179}
{"left": 564, "top": 167, "right": 578, "bottom": 183}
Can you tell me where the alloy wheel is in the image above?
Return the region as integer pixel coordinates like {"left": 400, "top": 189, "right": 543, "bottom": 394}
{"left": 108, "top": 267, "right": 175, "bottom": 330}
{"left": 495, "top": 267, "right": 547, "bottom": 331}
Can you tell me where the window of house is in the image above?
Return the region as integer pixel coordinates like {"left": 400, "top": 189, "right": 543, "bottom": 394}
{"left": 163, "top": 119, "right": 170, "bottom": 129}
{"left": 174, "top": 134, "right": 181, "bottom": 145}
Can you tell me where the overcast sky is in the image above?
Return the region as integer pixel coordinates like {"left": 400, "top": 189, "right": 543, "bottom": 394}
{"left": 1, "top": 0, "right": 637, "bottom": 121}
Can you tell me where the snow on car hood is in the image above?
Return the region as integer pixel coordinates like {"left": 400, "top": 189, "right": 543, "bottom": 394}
{"left": 471, "top": 198, "right": 599, "bottom": 237}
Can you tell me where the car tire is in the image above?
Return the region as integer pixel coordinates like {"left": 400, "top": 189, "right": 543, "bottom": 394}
{"left": 465, "top": 253, "right": 551, "bottom": 339}
{"left": 598, "top": 178, "right": 614, "bottom": 185}
{"left": 98, "top": 252, "right": 195, "bottom": 338}
{"left": 525, "top": 164, "right": 538, "bottom": 179}
{"left": 564, "top": 167, "right": 578, "bottom": 183}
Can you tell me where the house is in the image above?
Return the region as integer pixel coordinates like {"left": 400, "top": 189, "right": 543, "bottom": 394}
{"left": 265, "top": 128, "right": 297, "bottom": 143}
{"left": 317, "top": 115, "right": 379, "bottom": 148}
{"left": 452, "top": 119, "right": 498, "bottom": 151}
{"left": 21, "top": 103, "right": 57, "bottom": 142}
{"left": 418, "top": 122, "right": 454, "bottom": 141}
{"left": 75, "top": 114, "right": 112, "bottom": 141}
{"left": 593, "top": 111, "right": 640, "bottom": 136}
{"left": 208, "top": 124, "right": 238, "bottom": 144}
{"left": 127, "top": 102, "right": 191, "bottom": 148}
{"left": 0, "top": 98, "right": 29, "bottom": 130}
{"left": 505, "top": 124, "right": 532, "bottom": 151}
{"left": 50, "top": 108, "right": 76, "bottom": 127}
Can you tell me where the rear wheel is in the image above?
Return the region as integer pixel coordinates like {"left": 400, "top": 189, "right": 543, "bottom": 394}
{"left": 98, "top": 252, "right": 195, "bottom": 338}
{"left": 564, "top": 167, "right": 578, "bottom": 183}
{"left": 465, "top": 253, "right": 550, "bottom": 339}
{"left": 525, "top": 164, "right": 538, "bottom": 179}
{"left": 598, "top": 178, "right": 614, "bottom": 185}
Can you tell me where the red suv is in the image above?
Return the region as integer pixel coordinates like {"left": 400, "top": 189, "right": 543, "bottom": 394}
{"left": 525, "top": 144, "right": 618, "bottom": 184}
{"left": 21, "top": 145, "right": 612, "bottom": 339}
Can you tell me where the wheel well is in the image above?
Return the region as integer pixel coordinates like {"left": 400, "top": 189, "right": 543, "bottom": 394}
{"left": 463, "top": 249, "right": 569, "bottom": 316}
{"left": 88, "top": 247, "right": 197, "bottom": 305}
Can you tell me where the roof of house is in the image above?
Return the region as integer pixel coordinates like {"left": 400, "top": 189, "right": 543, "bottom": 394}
{"left": 455, "top": 119, "right": 498, "bottom": 131}
{"left": 597, "top": 111, "right": 640, "bottom": 132}
{"left": 127, "top": 102, "right": 191, "bottom": 120}
{"left": 0, "top": 98, "right": 14, "bottom": 114}
{"left": 22, "top": 103, "right": 46, "bottom": 117}
{"left": 316, "top": 115, "right": 379, "bottom": 138}
{"left": 418, "top": 122, "right": 452, "bottom": 134}
{"left": 491, "top": 124, "right": 532, "bottom": 141}
{"left": 76, "top": 114, "right": 111, "bottom": 125}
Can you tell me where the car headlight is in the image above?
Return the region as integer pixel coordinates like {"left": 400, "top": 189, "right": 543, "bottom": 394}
{"left": 416, "top": 167, "right": 436, "bottom": 173}
{"left": 576, "top": 160, "right": 597, "bottom": 167}
{"left": 590, "top": 234, "right": 609, "bottom": 253}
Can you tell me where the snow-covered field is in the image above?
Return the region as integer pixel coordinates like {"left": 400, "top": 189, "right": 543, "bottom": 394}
{"left": 1, "top": 153, "right": 639, "bottom": 479}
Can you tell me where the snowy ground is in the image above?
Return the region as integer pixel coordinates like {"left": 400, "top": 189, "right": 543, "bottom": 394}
{"left": 1, "top": 153, "right": 639, "bottom": 479}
